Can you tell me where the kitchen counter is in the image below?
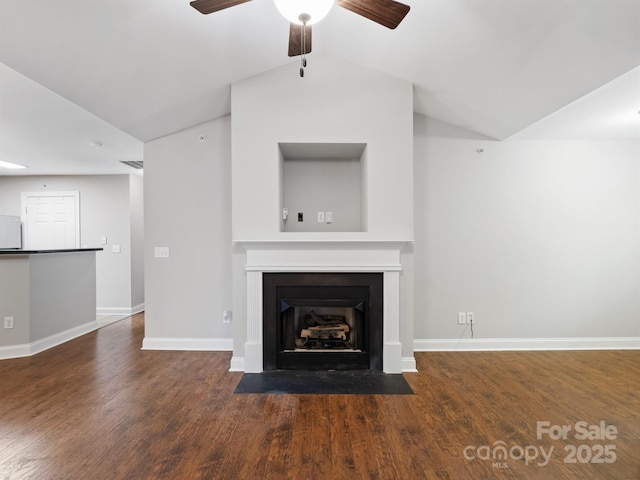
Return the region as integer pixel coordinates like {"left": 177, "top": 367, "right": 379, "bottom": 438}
{"left": 0, "top": 249, "right": 102, "bottom": 359}
{"left": 0, "top": 248, "right": 103, "bottom": 255}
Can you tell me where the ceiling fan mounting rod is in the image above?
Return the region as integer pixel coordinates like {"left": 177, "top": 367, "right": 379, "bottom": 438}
{"left": 299, "top": 13, "right": 310, "bottom": 77}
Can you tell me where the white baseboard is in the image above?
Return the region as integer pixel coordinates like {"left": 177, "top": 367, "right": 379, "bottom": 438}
{"left": 141, "top": 337, "right": 233, "bottom": 351}
{"left": 132, "top": 303, "right": 145, "bottom": 315}
{"left": 97, "top": 316, "right": 129, "bottom": 328}
{"left": 229, "top": 356, "right": 245, "bottom": 372}
{"left": 402, "top": 356, "right": 418, "bottom": 372}
{"left": 96, "top": 303, "right": 145, "bottom": 317}
{"left": 0, "top": 343, "right": 31, "bottom": 360}
{"left": 414, "top": 337, "right": 640, "bottom": 352}
{"left": 0, "top": 320, "right": 99, "bottom": 360}
{"left": 31, "top": 321, "right": 99, "bottom": 356}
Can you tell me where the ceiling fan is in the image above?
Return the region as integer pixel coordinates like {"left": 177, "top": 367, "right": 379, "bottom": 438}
{"left": 189, "top": 0, "right": 410, "bottom": 76}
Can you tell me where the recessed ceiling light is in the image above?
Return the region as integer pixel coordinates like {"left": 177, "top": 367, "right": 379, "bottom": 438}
{"left": 0, "top": 160, "right": 27, "bottom": 169}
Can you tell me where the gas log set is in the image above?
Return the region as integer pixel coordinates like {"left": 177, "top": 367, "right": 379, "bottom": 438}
{"left": 296, "top": 311, "right": 351, "bottom": 349}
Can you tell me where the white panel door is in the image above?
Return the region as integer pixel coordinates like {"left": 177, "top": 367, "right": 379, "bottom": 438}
{"left": 22, "top": 192, "right": 79, "bottom": 249}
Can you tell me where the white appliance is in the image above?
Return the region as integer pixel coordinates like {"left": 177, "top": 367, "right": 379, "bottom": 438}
{"left": 0, "top": 215, "right": 22, "bottom": 249}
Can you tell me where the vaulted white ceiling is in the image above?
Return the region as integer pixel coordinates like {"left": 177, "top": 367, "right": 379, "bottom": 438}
{"left": 0, "top": 0, "right": 639, "bottom": 175}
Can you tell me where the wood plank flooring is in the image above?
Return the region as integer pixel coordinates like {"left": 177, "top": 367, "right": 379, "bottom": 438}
{"left": 1, "top": 313, "right": 639, "bottom": 479}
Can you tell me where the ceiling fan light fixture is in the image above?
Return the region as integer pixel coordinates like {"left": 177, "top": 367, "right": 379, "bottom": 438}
{"left": 274, "top": 0, "right": 334, "bottom": 25}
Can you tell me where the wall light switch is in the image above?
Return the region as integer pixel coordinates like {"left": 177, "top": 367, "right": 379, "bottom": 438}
{"left": 317, "top": 211, "right": 325, "bottom": 223}
{"left": 325, "top": 212, "right": 333, "bottom": 223}
{"left": 155, "top": 247, "right": 170, "bottom": 258}
{"left": 101, "top": 236, "right": 108, "bottom": 245}
{"left": 457, "top": 312, "right": 467, "bottom": 325}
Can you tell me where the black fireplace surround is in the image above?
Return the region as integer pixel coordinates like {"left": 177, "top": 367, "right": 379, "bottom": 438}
{"left": 263, "top": 272, "right": 383, "bottom": 371}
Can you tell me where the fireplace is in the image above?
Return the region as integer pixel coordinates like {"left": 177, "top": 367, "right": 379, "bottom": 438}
{"left": 235, "top": 242, "right": 409, "bottom": 374}
{"left": 263, "top": 272, "right": 383, "bottom": 370}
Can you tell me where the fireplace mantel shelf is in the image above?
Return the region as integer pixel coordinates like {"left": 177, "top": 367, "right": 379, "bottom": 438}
{"left": 234, "top": 239, "right": 414, "bottom": 245}
{"left": 245, "top": 264, "right": 402, "bottom": 272}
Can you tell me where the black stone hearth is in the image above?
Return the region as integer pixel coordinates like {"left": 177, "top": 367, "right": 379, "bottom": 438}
{"left": 234, "top": 370, "right": 413, "bottom": 395}
{"left": 263, "top": 272, "right": 383, "bottom": 371}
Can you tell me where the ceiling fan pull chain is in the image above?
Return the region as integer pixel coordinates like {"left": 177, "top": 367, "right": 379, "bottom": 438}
{"left": 298, "top": 13, "right": 310, "bottom": 77}
{"left": 302, "top": 23, "right": 307, "bottom": 68}
{"left": 300, "top": 22, "right": 305, "bottom": 77}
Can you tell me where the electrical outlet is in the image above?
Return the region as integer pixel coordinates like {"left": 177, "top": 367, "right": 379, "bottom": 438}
{"left": 457, "top": 312, "right": 467, "bottom": 325}
{"left": 467, "top": 312, "right": 475, "bottom": 324}
{"left": 222, "top": 310, "right": 232, "bottom": 324}
{"left": 317, "top": 211, "right": 325, "bottom": 223}
{"left": 4, "top": 316, "right": 14, "bottom": 329}
{"left": 325, "top": 211, "right": 333, "bottom": 223}
{"left": 155, "top": 247, "right": 170, "bottom": 258}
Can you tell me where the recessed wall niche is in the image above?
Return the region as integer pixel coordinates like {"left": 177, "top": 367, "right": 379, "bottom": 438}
{"left": 279, "top": 143, "right": 367, "bottom": 233}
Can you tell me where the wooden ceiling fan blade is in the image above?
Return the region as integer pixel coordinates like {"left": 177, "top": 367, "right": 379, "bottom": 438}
{"left": 336, "top": 0, "right": 410, "bottom": 29}
{"left": 288, "top": 23, "right": 312, "bottom": 57}
{"left": 190, "top": 0, "right": 252, "bottom": 15}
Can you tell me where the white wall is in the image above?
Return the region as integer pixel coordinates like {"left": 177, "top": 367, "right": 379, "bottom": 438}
{"left": 413, "top": 114, "right": 640, "bottom": 346}
{"left": 0, "top": 251, "right": 98, "bottom": 355}
{"left": 139, "top": 74, "right": 639, "bottom": 356}
{"left": 29, "top": 252, "right": 97, "bottom": 341}
{"left": 130, "top": 174, "right": 145, "bottom": 309}
{"left": 283, "top": 158, "right": 362, "bottom": 232}
{"left": 229, "top": 57, "right": 415, "bottom": 363}
{"left": 0, "top": 175, "right": 143, "bottom": 314}
{"left": 231, "top": 56, "right": 414, "bottom": 241}
{"left": 143, "top": 117, "right": 233, "bottom": 346}
{"left": 0, "top": 256, "right": 30, "bottom": 347}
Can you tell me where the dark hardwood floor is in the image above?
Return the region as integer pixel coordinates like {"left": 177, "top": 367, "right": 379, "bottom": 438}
{"left": 1, "top": 313, "right": 638, "bottom": 479}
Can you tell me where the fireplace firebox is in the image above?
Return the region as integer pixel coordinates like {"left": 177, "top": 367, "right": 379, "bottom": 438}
{"left": 263, "top": 272, "right": 383, "bottom": 371}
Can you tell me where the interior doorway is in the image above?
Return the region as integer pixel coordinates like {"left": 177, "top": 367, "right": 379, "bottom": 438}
{"left": 21, "top": 191, "right": 80, "bottom": 249}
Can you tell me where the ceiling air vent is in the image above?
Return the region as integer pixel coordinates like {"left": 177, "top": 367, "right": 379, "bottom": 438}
{"left": 120, "top": 161, "right": 144, "bottom": 170}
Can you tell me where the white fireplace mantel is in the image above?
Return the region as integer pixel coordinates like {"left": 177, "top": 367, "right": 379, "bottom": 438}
{"left": 233, "top": 240, "right": 408, "bottom": 373}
